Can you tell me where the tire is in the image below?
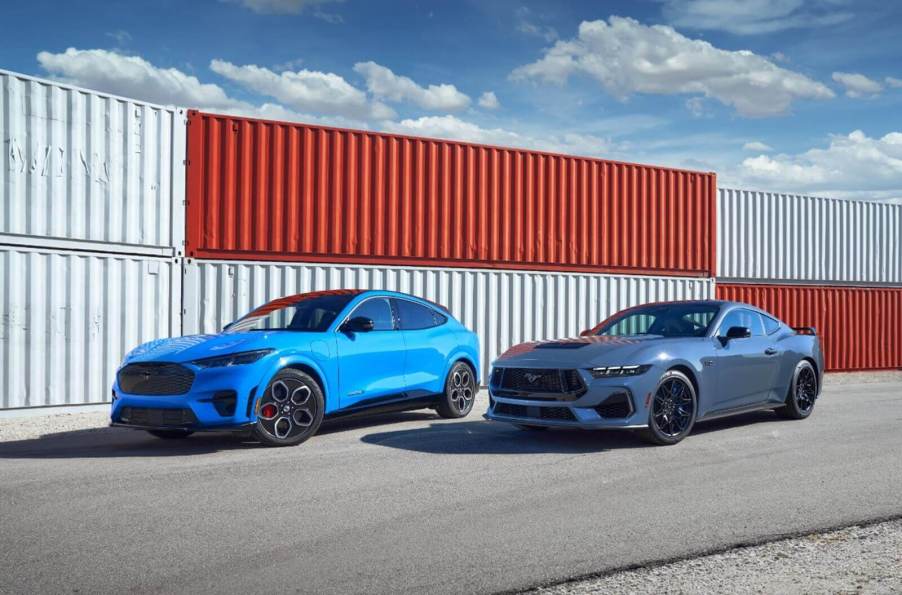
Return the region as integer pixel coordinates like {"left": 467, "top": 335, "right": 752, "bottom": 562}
{"left": 146, "top": 429, "right": 193, "bottom": 439}
{"left": 514, "top": 424, "right": 548, "bottom": 431}
{"left": 436, "top": 361, "right": 477, "bottom": 419}
{"left": 637, "top": 370, "right": 697, "bottom": 446}
{"left": 252, "top": 369, "right": 325, "bottom": 447}
{"left": 776, "top": 360, "right": 818, "bottom": 420}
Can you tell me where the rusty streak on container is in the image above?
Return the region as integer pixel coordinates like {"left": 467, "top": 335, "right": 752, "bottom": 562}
{"left": 717, "top": 283, "right": 902, "bottom": 372}
{"left": 185, "top": 110, "right": 716, "bottom": 276}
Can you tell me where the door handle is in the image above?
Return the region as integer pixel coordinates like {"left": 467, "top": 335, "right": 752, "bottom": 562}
{"left": 764, "top": 347, "right": 778, "bottom": 356}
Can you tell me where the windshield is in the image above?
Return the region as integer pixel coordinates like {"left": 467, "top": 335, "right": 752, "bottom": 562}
{"left": 597, "top": 303, "right": 721, "bottom": 338}
{"left": 225, "top": 292, "right": 358, "bottom": 333}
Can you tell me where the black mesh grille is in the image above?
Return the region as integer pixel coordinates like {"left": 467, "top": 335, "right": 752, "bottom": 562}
{"left": 500, "top": 368, "right": 563, "bottom": 392}
{"left": 492, "top": 402, "right": 576, "bottom": 422}
{"left": 594, "top": 392, "right": 633, "bottom": 418}
{"left": 118, "top": 406, "right": 197, "bottom": 427}
{"left": 118, "top": 363, "right": 195, "bottom": 395}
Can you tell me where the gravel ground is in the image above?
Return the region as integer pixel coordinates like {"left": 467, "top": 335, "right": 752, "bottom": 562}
{"left": 528, "top": 519, "right": 902, "bottom": 595}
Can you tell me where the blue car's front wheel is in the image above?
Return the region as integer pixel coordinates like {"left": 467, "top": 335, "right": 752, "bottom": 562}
{"left": 253, "top": 369, "right": 325, "bottom": 447}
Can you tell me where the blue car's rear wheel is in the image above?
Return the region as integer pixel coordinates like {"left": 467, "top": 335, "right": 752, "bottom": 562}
{"left": 253, "top": 369, "right": 324, "bottom": 447}
{"left": 436, "top": 362, "right": 477, "bottom": 419}
{"left": 638, "top": 370, "right": 697, "bottom": 446}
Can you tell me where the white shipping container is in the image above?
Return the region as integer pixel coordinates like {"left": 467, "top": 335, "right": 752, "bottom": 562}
{"left": 183, "top": 259, "right": 714, "bottom": 384}
{"left": 0, "top": 69, "right": 186, "bottom": 255}
{"left": 0, "top": 246, "right": 181, "bottom": 409}
{"left": 718, "top": 188, "right": 902, "bottom": 285}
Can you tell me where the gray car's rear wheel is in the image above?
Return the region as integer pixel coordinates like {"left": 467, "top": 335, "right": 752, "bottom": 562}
{"left": 777, "top": 360, "right": 818, "bottom": 420}
{"left": 638, "top": 370, "right": 697, "bottom": 446}
{"left": 253, "top": 369, "right": 324, "bottom": 447}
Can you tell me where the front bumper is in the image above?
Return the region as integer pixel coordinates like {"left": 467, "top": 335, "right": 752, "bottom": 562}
{"left": 110, "top": 362, "right": 266, "bottom": 430}
{"left": 485, "top": 370, "right": 653, "bottom": 430}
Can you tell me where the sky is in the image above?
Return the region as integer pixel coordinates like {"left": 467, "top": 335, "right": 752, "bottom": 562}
{"left": 3, "top": 0, "right": 902, "bottom": 201}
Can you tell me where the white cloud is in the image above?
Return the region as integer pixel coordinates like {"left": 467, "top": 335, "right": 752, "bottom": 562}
{"left": 37, "top": 48, "right": 241, "bottom": 109}
{"left": 226, "top": 0, "right": 342, "bottom": 15}
{"left": 885, "top": 76, "right": 902, "bottom": 88}
{"left": 515, "top": 6, "right": 558, "bottom": 42}
{"left": 735, "top": 130, "right": 902, "bottom": 199}
{"left": 743, "top": 141, "right": 773, "bottom": 152}
{"left": 210, "top": 59, "right": 394, "bottom": 119}
{"left": 383, "top": 115, "right": 617, "bottom": 157}
{"left": 832, "top": 71, "right": 883, "bottom": 98}
{"left": 352, "top": 61, "right": 470, "bottom": 111}
{"left": 662, "top": 0, "right": 853, "bottom": 35}
{"left": 510, "top": 16, "right": 834, "bottom": 117}
{"left": 105, "top": 30, "right": 132, "bottom": 46}
{"left": 478, "top": 91, "right": 500, "bottom": 109}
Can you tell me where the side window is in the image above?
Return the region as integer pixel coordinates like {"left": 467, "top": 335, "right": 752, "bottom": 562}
{"left": 762, "top": 315, "right": 781, "bottom": 335}
{"left": 395, "top": 299, "right": 443, "bottom": 330}
{"left": 719, "top": 309, "right": 765, "bottom": 337}
{"left": 349, "top": 298, "right": 395, "bottom": 331}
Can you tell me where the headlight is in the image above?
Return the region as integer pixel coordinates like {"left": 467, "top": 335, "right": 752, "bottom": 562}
{"left": 588, "top": 364, "right": 651, "bottom": 378}
{"left": 191, "top": 349, "right": 274, "bottom": 369}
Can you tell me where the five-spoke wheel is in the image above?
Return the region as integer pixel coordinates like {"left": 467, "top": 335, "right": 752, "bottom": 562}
{"left": 253, "top": 369, "right": 324, "bottom": 446}
{"left": 437, "top": 362, "right": 477, "bottom": 418}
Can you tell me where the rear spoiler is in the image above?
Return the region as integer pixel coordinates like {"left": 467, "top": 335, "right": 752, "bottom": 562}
{"left": 792, "top": 326, "right": 817, "bottom": 335}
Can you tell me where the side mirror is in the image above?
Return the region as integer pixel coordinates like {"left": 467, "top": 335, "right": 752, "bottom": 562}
{"left": 725, "top": 326, "right": 751, "bottom": 340}
{"left": 343, "top": 316, "right": 375, "bottom": 333}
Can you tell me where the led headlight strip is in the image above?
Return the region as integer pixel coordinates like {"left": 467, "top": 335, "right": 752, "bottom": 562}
{"left": 588, "top": 364, "right": 651, "bottom": 378}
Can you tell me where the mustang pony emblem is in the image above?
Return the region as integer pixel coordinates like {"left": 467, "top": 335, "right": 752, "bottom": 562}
{"left": 524, "top": 373, "right": 542, "bottom": 383}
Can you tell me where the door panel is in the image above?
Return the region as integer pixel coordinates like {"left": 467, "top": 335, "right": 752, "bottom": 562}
{"left": 335, "top": 297, "right": 406, "bottom": 409}
{"left": 394, "top": 299, "right": 452, "bottom": 396}
{"left": 713, "top": 309, "right": 781, "bottom": 408}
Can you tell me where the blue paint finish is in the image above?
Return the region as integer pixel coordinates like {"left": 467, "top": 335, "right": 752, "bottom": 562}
{"left": 111, "top": 290, "right": 479, "bottom": 430}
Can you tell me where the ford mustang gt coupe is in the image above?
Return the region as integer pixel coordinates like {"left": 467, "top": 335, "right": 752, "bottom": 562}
{"left": 111, "top": 290, "right": 480, "bottom": 446}
{"left": 486, "top": 300, "right": 823, "bottom": 445}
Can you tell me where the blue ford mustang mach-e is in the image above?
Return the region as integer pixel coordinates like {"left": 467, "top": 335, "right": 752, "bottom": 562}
{"left": 111, "top": 290, "right": 480, "bottom": 446}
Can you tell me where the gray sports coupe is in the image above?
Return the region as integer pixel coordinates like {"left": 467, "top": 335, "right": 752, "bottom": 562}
{"left": 485, "top": 300, "right": 824, "bottom": 445}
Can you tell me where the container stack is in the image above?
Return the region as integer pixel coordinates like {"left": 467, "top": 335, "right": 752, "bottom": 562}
{"left": 0, "top": 70, "right": 185, "bottom": 409}
{"left": 716, "top": 188, "right": 902, "bottom": 371}
{"left": 181, "top": 110, "right": 717, "bottom": 382}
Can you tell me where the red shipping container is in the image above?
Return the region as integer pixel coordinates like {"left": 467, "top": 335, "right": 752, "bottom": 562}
{"left": 717, "top": 283, "right": 902, "bottom": 372}
{"left": 185, "top": 111, "right": 716, "bottom": 276}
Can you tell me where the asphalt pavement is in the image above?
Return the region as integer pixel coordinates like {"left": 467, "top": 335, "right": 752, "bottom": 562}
{"left": 1, "top": 382, "right": 900, "bottom": 594}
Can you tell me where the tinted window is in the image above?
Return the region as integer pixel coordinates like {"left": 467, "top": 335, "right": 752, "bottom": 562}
{"left": 762, "top": 315, "right": 781, "bottom": 335}
{"left": 598, "top": 303, "right": 720, "bottom": 338}
{"left": 719, "top": 308, "right": 765, "bottom": 337}
{"left": 395, "top": 299, "right": 444, "bottom": 330}
{"left": 227, "top": 293, "right": 357, "bottom": 333}
{"left": 349, "top": 298, "right": 395, "bottom": 331}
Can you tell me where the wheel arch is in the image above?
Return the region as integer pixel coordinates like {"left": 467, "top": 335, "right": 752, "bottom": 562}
{"left": 257, "top": 357, "right": 331, "bottom": 413}
{"left": 800, "top": 356, "right": 821, "bottom": 394}
{"left": 666, "top": 363, "right": 700, "bottom": 398}
{"left": 447, "top": 353, "right": 480, "bottom": 386}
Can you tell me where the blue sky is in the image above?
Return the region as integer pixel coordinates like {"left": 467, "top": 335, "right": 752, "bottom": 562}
{"left": 3, "top": 0, "right": 902, "bottom": 200}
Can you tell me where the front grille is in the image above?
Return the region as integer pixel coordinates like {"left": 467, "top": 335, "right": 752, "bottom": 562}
{"left": 118, "top": 363, "right": 195, "bottom": 395}
{"left": 492, "top": 402, "right": 577, "bottom": 422}
{"left": 594, "top": 392, "right": 633, "bottom": 418}
{"left": 118, "top": 406, "right": 197, "bottom": 427}
{"left": 494, "top": 367, "right": 586, "bottom": 397}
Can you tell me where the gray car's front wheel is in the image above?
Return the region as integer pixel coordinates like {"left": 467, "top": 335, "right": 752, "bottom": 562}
{"left": 777, "top": 360, "right": 818, "bottom": 420}
{"left": 637, "top": 370, "right": 697, "bottom": 446}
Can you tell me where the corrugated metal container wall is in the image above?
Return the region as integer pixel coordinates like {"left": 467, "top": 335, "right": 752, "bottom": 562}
{"left": 183, "top": 259, "right": 714, "bottom": 383}
{"left": 718, "top": 188, "right": 902, "bottom": 285}
{"left": 185, "top": 111, "right": 716, "bottom": 277}
{"left": 0, "top": 246, "right": 181, "bottom": 409}
{"left": 0, "top": 70, "right": 186, "bottom": 256}
{"left": 717, "top": 283, "right": 902, "bottom": 372}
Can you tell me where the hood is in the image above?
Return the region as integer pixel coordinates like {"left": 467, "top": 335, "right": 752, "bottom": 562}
{"left": 494, "top": 335, "right": 684, "bottom": 367}
{"left": 123, "top": 332, "right": 309, "bottom": 364}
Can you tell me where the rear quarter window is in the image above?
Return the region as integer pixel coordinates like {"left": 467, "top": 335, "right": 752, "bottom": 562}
{"left": 762, "top": 315, "right": 781, "bottom": 335}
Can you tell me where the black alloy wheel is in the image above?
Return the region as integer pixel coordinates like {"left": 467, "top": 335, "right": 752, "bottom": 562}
{"left": 638, "top": 370, "right": 697, "bottom": 445}
{"left": 253, "top": 369, "right": 325, "bottom": 446}
{"left": 777, "top": 360, "right": 818, "bottom": 420}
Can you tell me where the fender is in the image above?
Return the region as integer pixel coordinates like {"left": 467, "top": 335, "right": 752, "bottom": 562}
{"left": 252, "top": 352, "right": 337, "bottom": 417}
{"left": 444, "top": 348, "right": 481, "bottom": 386}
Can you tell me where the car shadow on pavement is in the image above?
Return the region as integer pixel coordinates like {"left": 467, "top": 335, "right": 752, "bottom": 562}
{"left": 361, "top": 420, "right": 650, "bottom": 454}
